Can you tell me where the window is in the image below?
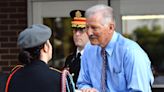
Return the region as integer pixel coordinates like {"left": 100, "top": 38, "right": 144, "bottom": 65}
{"left": 43, "top": 17, "right": 75, "bottom": 70}
{"left": 122, "top": 15, "right": 164, "bottom": 85}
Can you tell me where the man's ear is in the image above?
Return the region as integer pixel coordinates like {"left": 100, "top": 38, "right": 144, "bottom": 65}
{"left": 107, "top": 23, "right": 115, "bottom": 34}
{"left": 42, "top": 42, "right": 48, "bottom": 53}
{"left": 109, "top": 23, "right": 115, "bottom": 30}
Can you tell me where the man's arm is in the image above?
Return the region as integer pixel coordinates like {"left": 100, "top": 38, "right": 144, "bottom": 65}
{"left": 76, "top": 47, "right": 94, "bottom": 90}
{"left": 124, "top": 47, "right": 154, "bottom": 92}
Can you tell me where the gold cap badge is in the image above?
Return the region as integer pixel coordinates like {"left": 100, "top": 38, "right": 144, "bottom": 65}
{"left": 75, "top": 10, "right": 82, "bottom": 18}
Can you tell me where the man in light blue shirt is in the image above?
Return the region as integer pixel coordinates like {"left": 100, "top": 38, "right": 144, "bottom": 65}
{"left": 77, "top": 4, "right": 154, "bottom": 92}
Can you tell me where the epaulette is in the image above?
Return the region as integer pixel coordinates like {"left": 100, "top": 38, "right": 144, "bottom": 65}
{"left": 49, "top": 67, "right": 62, "bottom": 73}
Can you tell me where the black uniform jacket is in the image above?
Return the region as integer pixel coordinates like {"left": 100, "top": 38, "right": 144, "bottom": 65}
{"left": 7, "top": 60, "right": 61, "bottom": 92}
{"left": 64, "top": 49, "right": 81, "bottom": 86}
{"left": 0, "top": 73, "right": 8, "bottom": 92}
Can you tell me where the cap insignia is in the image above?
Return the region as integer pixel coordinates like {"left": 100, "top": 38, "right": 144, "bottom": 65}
{"left": 75, "top": 10, "right": 82, "bottom": 18}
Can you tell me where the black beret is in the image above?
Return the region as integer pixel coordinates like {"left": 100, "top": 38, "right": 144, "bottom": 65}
{"left": 18, "top": 24, "right": 52, "bottom": 48}
{"left": 70, "top": 10, "right": 86, "bottom": 28}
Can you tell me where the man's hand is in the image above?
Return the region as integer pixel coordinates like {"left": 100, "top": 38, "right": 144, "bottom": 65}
{"left": 81, "top": 88, "right": 98, "bottom": 92}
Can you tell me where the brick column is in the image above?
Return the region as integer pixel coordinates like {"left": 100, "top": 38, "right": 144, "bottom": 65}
{"left": 0, "top": 0, "right": 27, "bottom": 73}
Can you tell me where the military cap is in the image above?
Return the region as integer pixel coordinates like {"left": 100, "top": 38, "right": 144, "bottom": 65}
{"left": 18, "top": 24, "right": 52, "bottom": 48}
{"left": 70, "top": 10, "right": 86, "bottom": 28}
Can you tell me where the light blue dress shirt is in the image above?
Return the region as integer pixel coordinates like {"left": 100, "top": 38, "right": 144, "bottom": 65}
{"left": 77, "top": 31, "right": 154, "bottom": 92}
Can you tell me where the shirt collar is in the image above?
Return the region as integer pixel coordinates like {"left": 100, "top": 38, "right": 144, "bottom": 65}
{"left": 76, "top": 48, "right": 84, "bottom": 56}
{"left": 105, "top": 31, "right": 118, "bottom": 56}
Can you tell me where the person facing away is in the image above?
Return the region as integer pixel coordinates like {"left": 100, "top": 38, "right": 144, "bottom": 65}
{"left": 5, "top": 24, "right": 62, "bottom": 92}
{"left": 77, "top": 4, "right": 154, "bottom": 92}
{"left": 64, "top": 10, "right": 89, "bottom": 87}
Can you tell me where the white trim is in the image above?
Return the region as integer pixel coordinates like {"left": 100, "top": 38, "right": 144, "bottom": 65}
{"left": 27, "top": 0, "right": 33, "bottom": 26}
{"left": 27, "top": 0, "right": 108, "bottom": 25}
{"left": 152, "top": 84, "right": 164, "bottom": 88}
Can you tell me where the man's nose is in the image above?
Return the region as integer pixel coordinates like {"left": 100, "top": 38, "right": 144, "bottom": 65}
{"left": 75, "top": 30, "right": 81, "bottom": 35}
{"left": 86, "top": 27, "right": 93, "bottom": 36}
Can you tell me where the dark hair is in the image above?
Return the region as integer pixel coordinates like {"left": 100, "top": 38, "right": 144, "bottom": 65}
{"left": 18, "top": 44, "right": 44, "bottom": 64}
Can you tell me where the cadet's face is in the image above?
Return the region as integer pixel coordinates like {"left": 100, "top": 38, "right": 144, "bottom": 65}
{"left": 73, "top": 28, "right": 89, "bottom": 48}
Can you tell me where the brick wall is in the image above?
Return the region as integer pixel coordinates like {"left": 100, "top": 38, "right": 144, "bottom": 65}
{"left": 0, "top": 0, "right": 27, "bottom": 73}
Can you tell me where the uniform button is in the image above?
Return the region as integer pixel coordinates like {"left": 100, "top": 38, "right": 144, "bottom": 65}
{"left": 71, "top": 73, "right": 74, "bottom": 77}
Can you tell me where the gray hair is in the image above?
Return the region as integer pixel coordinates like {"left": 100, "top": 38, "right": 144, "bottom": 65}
{"left": 85, "top": 4, "right": 114, "bottom": 26}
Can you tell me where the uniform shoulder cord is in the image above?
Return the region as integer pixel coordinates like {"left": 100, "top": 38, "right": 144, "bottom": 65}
{"left": 50, "top": 67, "right": 76, "bottom": 92}
{"left": 49, "top": 67, "right": 62, "bottom": 73}
{"left": 5, "top": 66, "right": 75, "bottom": 92}
{"left": 5, "top": 65, "right": 23, "bottom": 92}
{"left": 61, "top": 69, "right": 75, "bottom": 92}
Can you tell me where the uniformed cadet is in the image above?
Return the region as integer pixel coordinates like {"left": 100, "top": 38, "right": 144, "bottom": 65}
{"left": 64, "top": 10, "right": 89, "bottom": 88}
{"left": 5, "top": 24, "right": 62, "bottom": 92}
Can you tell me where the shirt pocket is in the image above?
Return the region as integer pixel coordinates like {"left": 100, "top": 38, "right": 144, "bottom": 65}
{"left": 112, "top": 69, "right": 126, "bottom": 91}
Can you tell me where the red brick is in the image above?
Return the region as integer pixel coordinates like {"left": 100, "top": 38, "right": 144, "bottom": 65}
{"left": 1, "top": 43, "right": 17, "bottom": 48}
{"left": 17, "top": 7, "right": 26, "bottom": 12}
{"left": 0, "top": 0, "right": 13, "bottom": 2}
{"left": 9, "top": 37, "right": 17, "bottom": 42}
{"left": 0, "top": 61, "right": 9, "bottom": 66}
{"left": 0, "top": 14, "right": 8, "bottom": 19}
{"left": 0, "top": 25, "right": 8, "bottom": 30}
{"left": 0, "top": 2, "right": 8, "bottom": 7}
{"left": 0, "top": 49, "right": 9, "bottom": 53}
{"left": 18, "top": 19, "right": 27, "bottom": 24}
{"left": 1, "top": 31, "right": 17, "bottom": 36}
{"left": 0, "top": 8, "right": 16, "bottom": 13}
{"left": 10, "top": 60, "right": 20, "bottom": 65}
{"left": 9, "top": 25, "right": 26, "bottom": 30}
{"left": 9, "top": 14, "right": 27, "bottom": 19}
{"left": 9, "top": 2, "right": 26, "bottom": 7}
{"left": 1, "top": 20, "right": 17, "bottom": 24}
{"left": 0, "top": 0, "right": 27, "bottom": 73}
{"left": 10, "top": 48, "right": 19, "bottom": 53}
{"left": 16, "top": 0, "right": 27, "bottom": 2}
{"left": 1, "top": 54, "right": 18, "bottom": 60}
{"left": 0, "top": 37, "right": 8, "bottom": 42}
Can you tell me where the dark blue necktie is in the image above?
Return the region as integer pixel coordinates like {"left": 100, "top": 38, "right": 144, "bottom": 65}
{"left": 101, "top": 48, "right": 107, "bottom": 92}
